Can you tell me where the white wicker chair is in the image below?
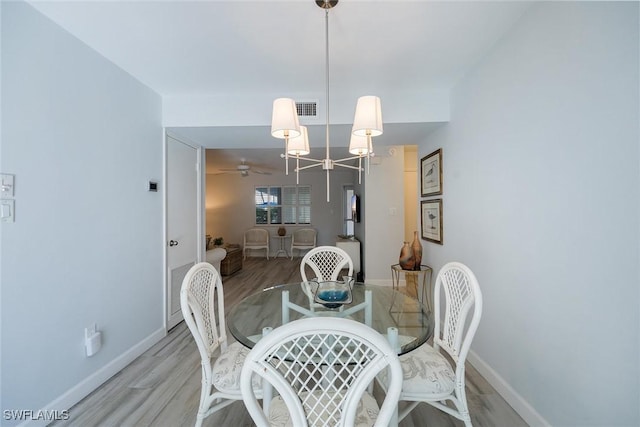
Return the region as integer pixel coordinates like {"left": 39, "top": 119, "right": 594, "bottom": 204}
{"left": 290, "top": 228, "right": 317, "bottom": 259}
{"left": 299, "top": 246, "right": 354, "bottom": 312}
{"left": 378, "top": 261, "right": 483, "bottom": 427}
{"left": 240, "top": 317, "right": 403, "bottom": 427}
{"left": 243, "top": 228, "right": 269, "bottom": 260}
{"left": 180, "top": 262, "right": 261, "bottom": 427}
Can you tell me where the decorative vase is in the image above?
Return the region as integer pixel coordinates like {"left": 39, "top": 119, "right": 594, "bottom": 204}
{"left": 411, "top": 231, "right": 423, "bottom": 270}
{"left": 277, "top": 227, "right": 286, "bottom": 236}
{"left": 399, "top": 242, "right": 415, "bottom": 271}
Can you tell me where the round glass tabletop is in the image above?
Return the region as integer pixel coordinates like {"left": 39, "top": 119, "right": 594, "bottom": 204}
{"left": 227, "top": 282, "right": 433, "bottom": 355}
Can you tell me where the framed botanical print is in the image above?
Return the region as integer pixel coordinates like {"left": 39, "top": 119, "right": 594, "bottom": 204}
{"left": 420, "top": 148, "right": 442, "bottom": 197}
{"left": 421, "top": 199, "right": 443, "bottom": 244}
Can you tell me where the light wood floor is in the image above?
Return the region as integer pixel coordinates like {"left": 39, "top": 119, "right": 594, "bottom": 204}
{"left": 52, "top": 257, "right": 527, "bottom": 427}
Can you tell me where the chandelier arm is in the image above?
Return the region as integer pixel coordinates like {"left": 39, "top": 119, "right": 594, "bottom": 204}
{"left": 333, "top": 163, "right": 364, "bottom": 171}
{"left": 333, "top": 155, "right": 368, "bottom": 164}
{"left": 295, "top": 163, "right": 324, "bottom": 172}
{"left": 292, "top": 157, "right": 325, "bottom": 164}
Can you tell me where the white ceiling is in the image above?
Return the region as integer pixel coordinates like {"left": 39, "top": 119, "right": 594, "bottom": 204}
{"left": 28, "top": 0, "right": 533, "bottom": 171}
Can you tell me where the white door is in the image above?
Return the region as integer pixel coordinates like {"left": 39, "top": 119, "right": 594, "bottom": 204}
{"left": 166, "top": 135, "right": 200, "bottom": 330}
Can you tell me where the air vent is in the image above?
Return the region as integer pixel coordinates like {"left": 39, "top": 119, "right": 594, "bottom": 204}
{"left": 296, "top": 102, "right": 318, "bottom": 118}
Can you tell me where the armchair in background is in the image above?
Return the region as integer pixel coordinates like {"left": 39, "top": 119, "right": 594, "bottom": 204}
{"left": 290, "top": 228, "right": 317, "bottom": 259}
{"left": 243, "top": 228, "right": 269, "bottom": 260}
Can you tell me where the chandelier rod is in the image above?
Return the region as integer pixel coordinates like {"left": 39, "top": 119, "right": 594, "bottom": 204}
{"left": 324, "top": 3, "right": 331, "bottom": 201}
{"left": 324, "top": 3, "right": 330, "bottom": 163}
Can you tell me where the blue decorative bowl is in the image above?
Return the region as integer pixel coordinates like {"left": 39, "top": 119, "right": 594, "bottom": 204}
{"left": 314, "top": 281, "right": 353, "bottom": 309}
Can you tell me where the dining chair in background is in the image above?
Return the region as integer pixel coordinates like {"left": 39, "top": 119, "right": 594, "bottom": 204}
{"left": 378, "top": 261, "right": 483, "bottom": 427}
{"left": 240, "top": 317, "right": 403, "bottom": 427}
{"left": 243, "top": 228, "right": 269, "bottom": 260}
{"left": 290, "top": 228, "right": 317, "bottom": 259}
{"left": 299, "top": 245, "right": 354, "bottom": 312}
{"left": 180, "top": 262, "right": 261, "bottom": 427}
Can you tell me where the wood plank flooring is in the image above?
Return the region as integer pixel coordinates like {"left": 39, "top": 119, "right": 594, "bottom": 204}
{"left": 52, "top": 257, "right": 527, "bottom": 427}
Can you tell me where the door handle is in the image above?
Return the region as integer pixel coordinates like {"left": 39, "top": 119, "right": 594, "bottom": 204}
{"left": 168, "top": 240, "right": 179, "bottom": 247}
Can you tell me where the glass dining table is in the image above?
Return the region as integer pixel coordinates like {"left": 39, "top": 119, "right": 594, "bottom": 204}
{"left": 227, "top": 281, "right": 433, "bottom": 355}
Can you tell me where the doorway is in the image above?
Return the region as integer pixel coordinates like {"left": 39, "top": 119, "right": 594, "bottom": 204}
{"left": 165, "top": 134, "right": 203, "bottom": 330}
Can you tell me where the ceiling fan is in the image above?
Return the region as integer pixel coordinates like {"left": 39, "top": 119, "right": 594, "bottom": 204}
{"left": 215, "top": 158, "right": 272, "bottom": 177}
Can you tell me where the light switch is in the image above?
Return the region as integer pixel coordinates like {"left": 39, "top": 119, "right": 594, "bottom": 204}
{"left": 1, "top": 174, "right": 15, "bottom": 198}
{"left": 1, "top": 200, "right": 15, "bottom": 223}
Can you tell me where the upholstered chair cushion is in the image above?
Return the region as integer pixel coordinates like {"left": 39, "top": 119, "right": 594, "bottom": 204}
{"left": 396, "top": 344, "right": 456, "bottom": 395}
{"left": 211, "top": 342, "right": 260, "bottom": 393}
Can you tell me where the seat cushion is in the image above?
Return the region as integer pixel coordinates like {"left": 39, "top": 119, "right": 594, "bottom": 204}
{"left": 211, "top": 341, "right": 259, "bottom": 393}
{"left": 397, "top": 344, "right": 455, "bottom": 396}
{"left": 267, "top": 391, "right": 380, "bottom": 427}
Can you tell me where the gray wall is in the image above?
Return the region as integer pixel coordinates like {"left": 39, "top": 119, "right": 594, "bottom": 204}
{"left": 1, "top": 2, "right": 163, "bottom": 422}
{"left": 418, "top": 2, "right": 639, "bottom": 425}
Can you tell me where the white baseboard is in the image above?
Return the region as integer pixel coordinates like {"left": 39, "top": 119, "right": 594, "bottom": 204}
{"left": 363, "top": 278, "right": 393, "bottom": 286}
{"left": 19, "top": 328, "right": 166, "bottom": 427}
{"left": 467, "top": 350, "right": 550, "bottom": 427}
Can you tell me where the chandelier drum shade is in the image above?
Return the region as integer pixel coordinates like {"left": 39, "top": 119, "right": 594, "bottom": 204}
{"left": 270, "top": 0, "right": 383, "bottom": 202}
{"left": 271, "top": 97, "right": 301, "bottom": 176}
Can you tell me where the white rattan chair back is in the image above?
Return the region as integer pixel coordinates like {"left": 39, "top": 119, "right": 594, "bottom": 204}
{"left": 300, "top": 246, "right": 353, "bottom": 282}
{"left": 300, "top": 246, "right": 354, "bottom": 312}
{"left": 181, "top": 262, "right": 260, "bottom": 426}
{"left": 434, "top": 262, "right": 483, "bottom": 364}
{"left": 180, "top": 262, "right": 228, "bottom": 369}
{"left": 240, "top": 317, "right": 402, "bottom": 427}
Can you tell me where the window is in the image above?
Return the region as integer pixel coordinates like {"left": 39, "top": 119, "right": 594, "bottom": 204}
{"left": 255, "top": 186, "right": 311, "bottom": 225}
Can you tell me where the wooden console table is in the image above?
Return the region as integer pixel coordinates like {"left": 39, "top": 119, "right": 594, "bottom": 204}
{"left": 220, "top": 246, "right": 242, "bottom": 276}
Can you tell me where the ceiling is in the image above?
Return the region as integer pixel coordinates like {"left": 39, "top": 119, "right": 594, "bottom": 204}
{"left": 28, "top": 0, "right": 533, "bottom": 172}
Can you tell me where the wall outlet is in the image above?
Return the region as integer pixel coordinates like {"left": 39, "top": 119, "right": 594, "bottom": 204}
{"left": 85, "top": 323, "right": 102, "bottom": 357}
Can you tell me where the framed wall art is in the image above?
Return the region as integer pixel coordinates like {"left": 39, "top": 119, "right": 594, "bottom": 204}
{"left": 421, "top": 199, "right": 443, "bottom": 244}
{"left": 420, "top": 148, "right": 442, "bottom": 197}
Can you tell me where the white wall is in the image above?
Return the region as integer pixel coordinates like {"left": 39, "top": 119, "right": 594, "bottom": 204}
{"left": 164, "top": 89, "right": 451, "bottom": 130}
{"left": 1, "top": 2, "right": 164, "bottom": 423}
{"left": 205, "top": 161, "right": 355, "bottom": 257}
{"left": 419, "top": 2, "right": 639, "bottom": 425}
{"left": 403, "top": 146, "right": 418, "bottom": 243}
{"left": 363, "top": 146, "right": 406, "bottom": 284}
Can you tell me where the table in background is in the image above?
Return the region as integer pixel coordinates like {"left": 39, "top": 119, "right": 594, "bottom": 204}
{"left": 271, "top": 235, "right": 291, "bottom": 258}
{"left": 391, "top": 264, "right": 433, "bottom": 311}
{"left": 228, "top": 282, "right": 433, "bottom": 356}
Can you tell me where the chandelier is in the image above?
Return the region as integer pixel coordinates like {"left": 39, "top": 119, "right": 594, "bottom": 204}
{"left": 270, "top": 0, "right": 383, "bottom": 202}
